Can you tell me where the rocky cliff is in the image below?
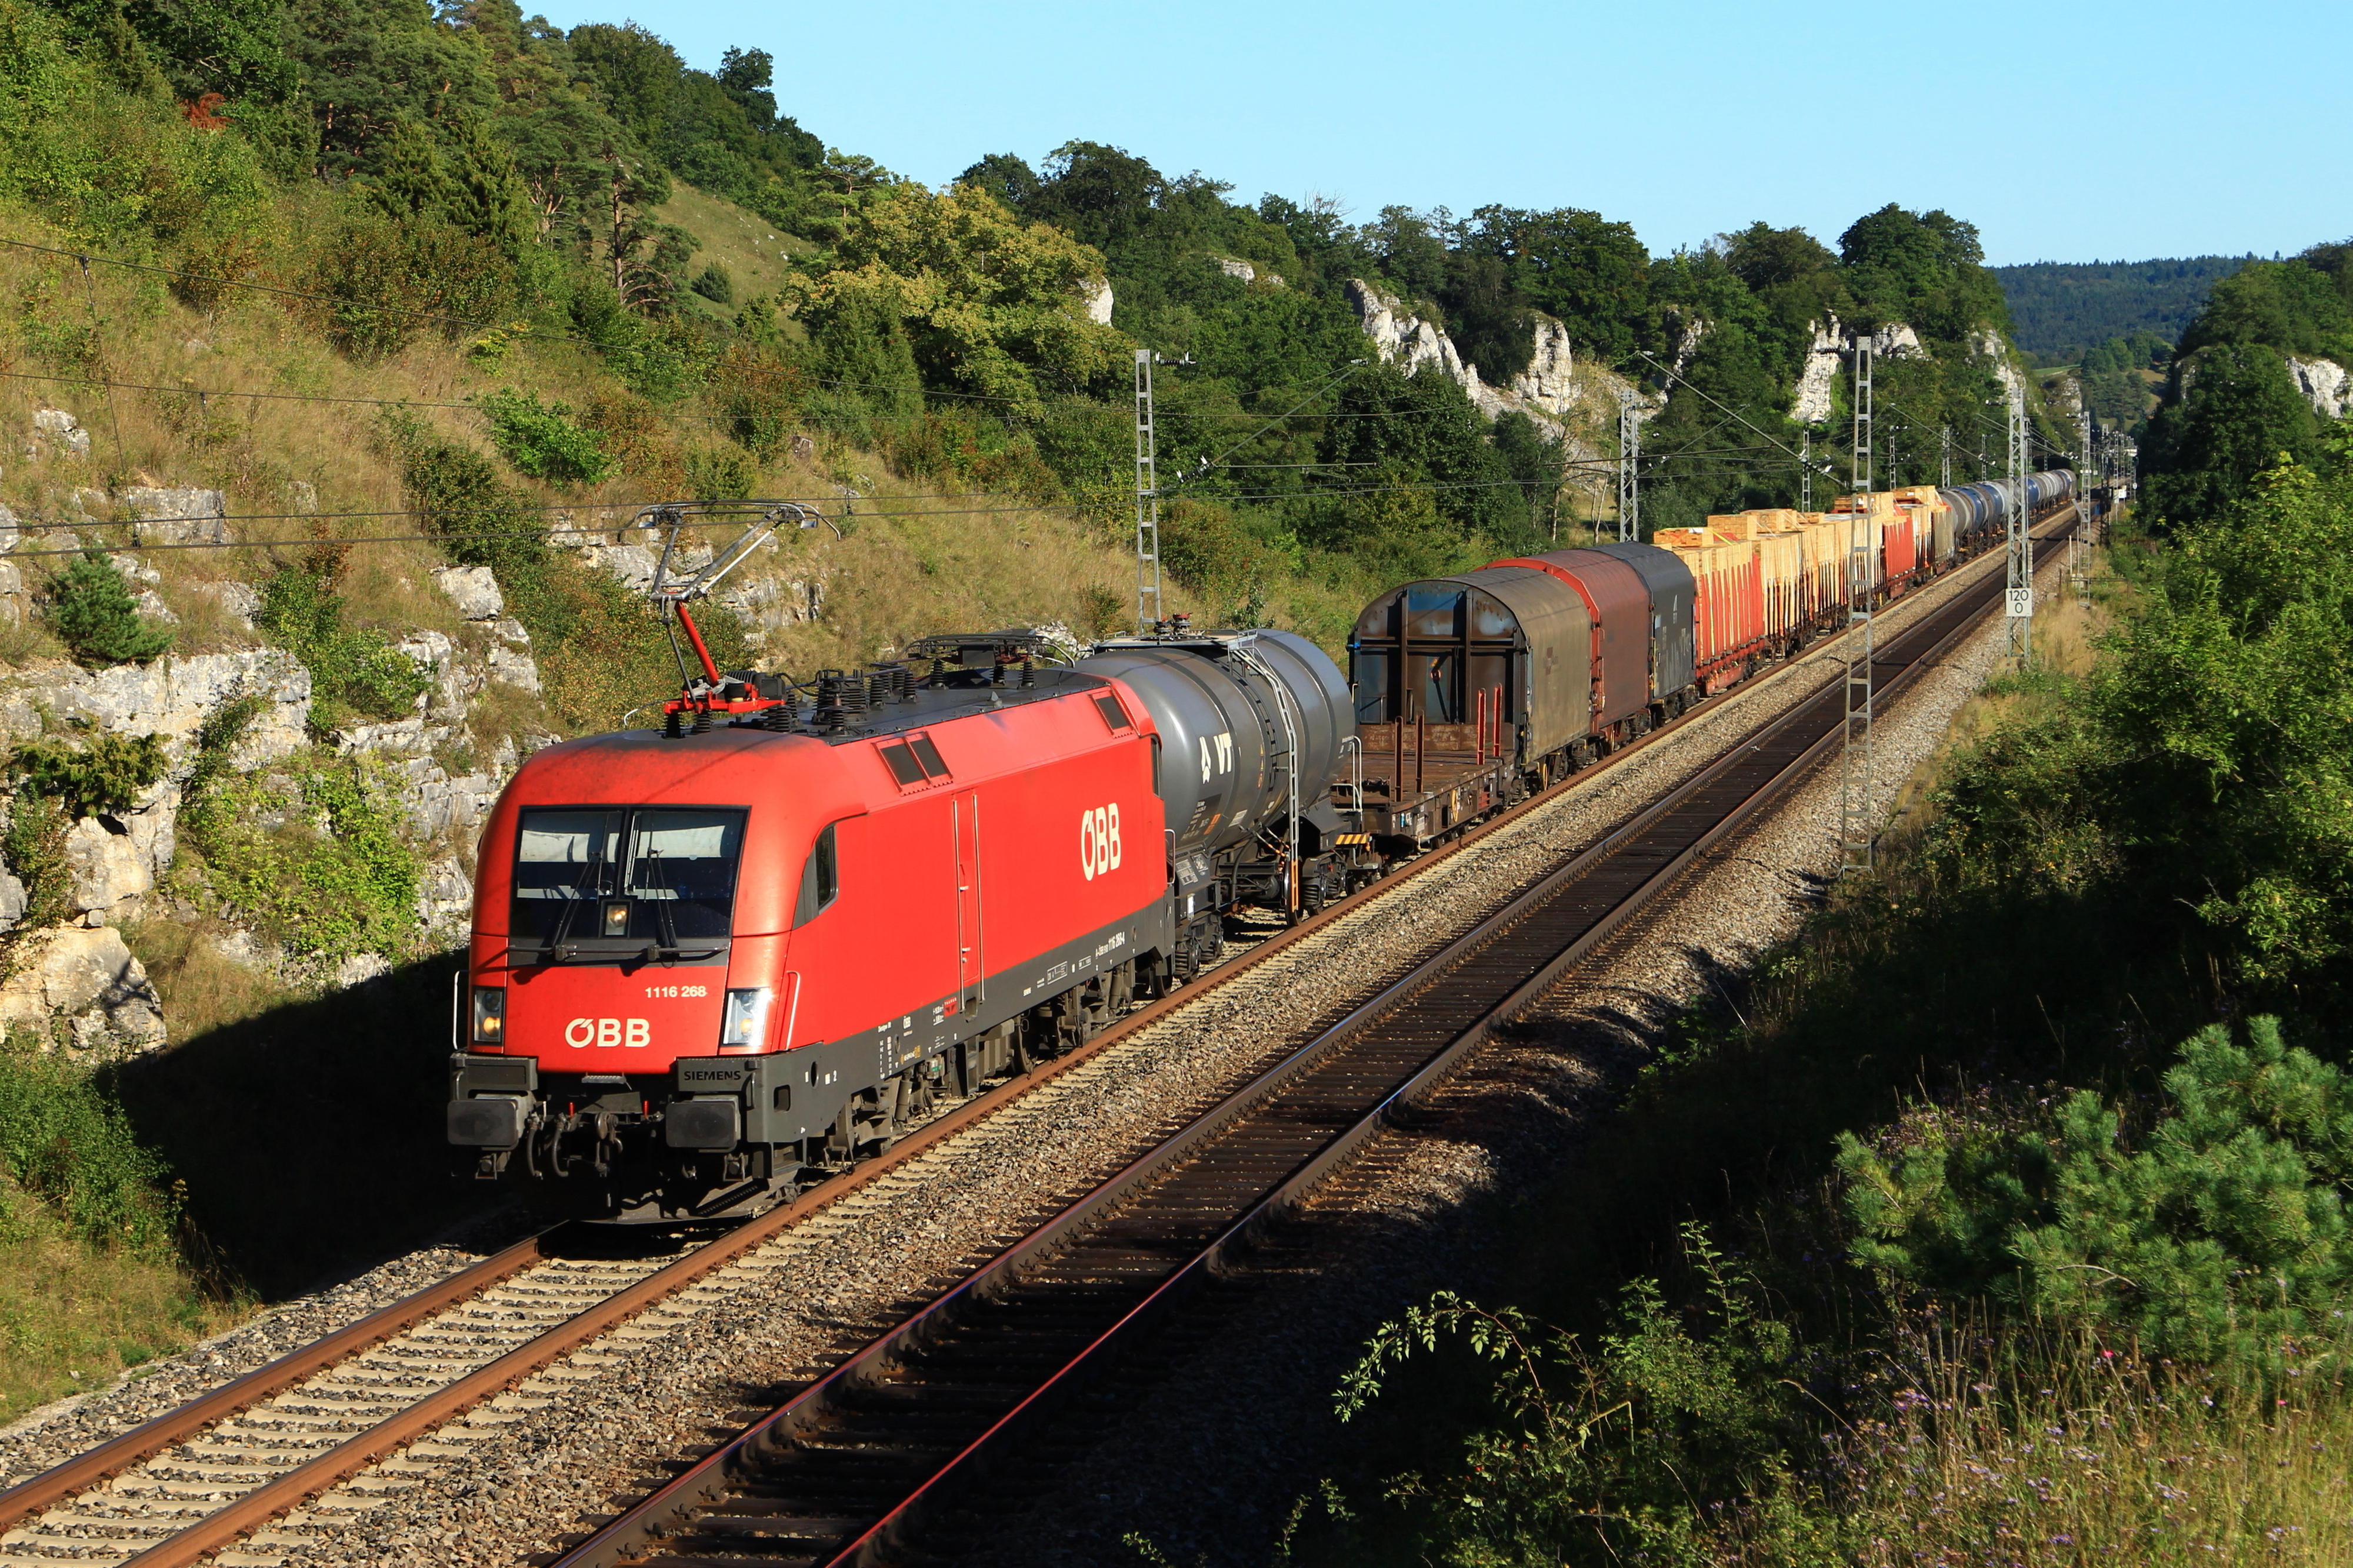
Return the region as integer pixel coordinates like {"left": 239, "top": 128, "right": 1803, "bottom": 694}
{"left": 1340, "top": 279, "right": 1636, "bottom": 470}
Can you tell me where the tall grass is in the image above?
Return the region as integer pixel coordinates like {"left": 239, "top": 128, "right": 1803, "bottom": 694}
{"left": 1827, "top": 1330, "right": 2353, "bottom": 1567}
{"left": 0, "top": 1038, "right": 236, "bottom": 1423}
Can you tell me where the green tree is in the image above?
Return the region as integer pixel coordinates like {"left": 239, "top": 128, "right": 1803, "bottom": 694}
{"left": 46, "top": 552, "right": 171, "bottom": 665}
{"left": 2140, "top": 343, "right": 2318, "bottom": 525}
{"left": 1837, "top": 203, "right": 2008, "bottom": 342}
{"left": 2178, "top": 258, "right": 2353, "bottom": 363}
{"left": 786, "top": 182, "right": 1126, "bottom": 408}
{"left": 1462, "top": 205, "right": 1652, "bottom": 364}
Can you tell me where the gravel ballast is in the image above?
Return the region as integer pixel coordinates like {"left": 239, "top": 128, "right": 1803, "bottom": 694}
{"left": 962, "top": 542, "right": 2074, "bottom": 1568}
{"left": 0, "top": 537, "right": 2049, "bottom": 1568}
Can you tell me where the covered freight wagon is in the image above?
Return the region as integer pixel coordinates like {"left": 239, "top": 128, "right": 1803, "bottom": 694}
{"left": 1349, "top": 567, "right": 1595, "bottom": 763}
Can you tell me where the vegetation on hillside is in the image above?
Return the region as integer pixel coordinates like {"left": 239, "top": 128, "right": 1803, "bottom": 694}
{"left": 1995, "top": 255, "right": 2254, "bottom": 361}
{"left": 2137, "top": 243, "right": 2353, "bottom": 526}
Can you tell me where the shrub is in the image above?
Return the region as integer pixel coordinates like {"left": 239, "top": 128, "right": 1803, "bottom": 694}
{"left": 476, "top": 388, "right": 616, "bottom": 486}
{"left": 379, "top": 411, "right": 556, "bottom": 632}
{"left": 682, "top": 446, "right": 756, "bottom": 501}
{"left": 689, "top": 263, "right": 734, "bottom": 305}
{"left": 306, "top": 213, "right": 514, "bottom": 361}
{"left": 0, "top": 1040, "right": 180, "bottom": 1250}
{"left": 179, "top": 753, "right": 419, "bottom": 963}
{"left": 1, "top": 792, "right": 68, "bottom": 930}
{"left": 1841, "top": 1015, "right": 2353, "bottom": 1374}
{"left": 45, "top": 552, "right": 172, "bottom": 666}
{"left": 11, "top": 732, "right": 166, "bottom": 819}
{"left": 710, "top": 343, "right": 804, "bottom": 460}
{"left": 254, "top": 556, "right": 431, "bottom": 730}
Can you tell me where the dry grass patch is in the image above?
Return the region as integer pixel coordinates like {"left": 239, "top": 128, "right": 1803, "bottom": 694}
{"left": 0, "top": 1190, "right": 236, "bottom": 1426}
{"left": 121, "top": 918, "right": 296, "bottom": 1043}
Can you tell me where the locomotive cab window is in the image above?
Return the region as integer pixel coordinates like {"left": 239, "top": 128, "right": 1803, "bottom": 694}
{"left": 512, "top": 806, "right": 745, "bottom": 943}
{"left": 794, "top": 823, "right": 841, "bottom": 927}
{"left": 1092, "top": 693, "right": 1132, "bottom": 733}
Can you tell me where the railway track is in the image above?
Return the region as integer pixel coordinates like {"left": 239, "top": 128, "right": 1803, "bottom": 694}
{"left": 0, "top": 518, "right": 2069, "bottom": 1568}
{"left": 547, "top": 523, "right": 2074, "bottom": 1568}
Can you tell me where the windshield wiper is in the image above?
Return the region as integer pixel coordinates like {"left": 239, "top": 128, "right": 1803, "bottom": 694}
{"left": 542, "top": 854, "right": 611, "bottom": 962}
{"left": 632, "top": 850, "right": 719, "bottom": 961}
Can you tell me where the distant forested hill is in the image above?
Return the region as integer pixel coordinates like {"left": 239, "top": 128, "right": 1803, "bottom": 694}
{"left": 1996, "top": 256, "right": 2255, "bottom": 360}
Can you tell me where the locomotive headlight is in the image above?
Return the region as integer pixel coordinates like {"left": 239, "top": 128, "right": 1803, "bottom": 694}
{"left": 471, "top": 986, "right": 506, "bottom": 1045}
{"left": 718, "top": 987, "right": 772, "bottom": 1051}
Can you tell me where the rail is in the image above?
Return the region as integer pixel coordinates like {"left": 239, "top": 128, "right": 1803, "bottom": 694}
{"left": 0, "top": 514, "right": 2071, "bottom": 1567}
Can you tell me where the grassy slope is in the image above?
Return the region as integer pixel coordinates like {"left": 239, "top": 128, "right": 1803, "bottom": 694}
{"left": 0, "top": 178, "right": 1218, "bottom": 1421}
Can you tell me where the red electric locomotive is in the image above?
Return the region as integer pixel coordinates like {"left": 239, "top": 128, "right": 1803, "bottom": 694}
{"left": 448, "top": 507, "right": 1365, "bottom": 1222}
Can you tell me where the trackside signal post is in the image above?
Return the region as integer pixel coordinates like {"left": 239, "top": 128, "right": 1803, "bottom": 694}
{"left": 1134, "top": 348, "right": 1162, "bottom": 632}
{"left": 1838, "top": 340, "right": 1875, "bottom": 875}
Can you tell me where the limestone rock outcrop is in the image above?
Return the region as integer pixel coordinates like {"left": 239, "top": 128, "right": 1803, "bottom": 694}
{"left": 29, "top": 408, "right": 90, "bottom": 460}
{"left": 119, "top": 486, "right": 230, "bottom": 546}
{"left": 0, "top": 925, "right": 165, "bottom": 1055}
{"left": 1789, "top": 316, "right": 1932, "bottom": 424}
{"left": 1345, "top": 279, "right": 1610, "bottom": 436}
{"left": 431, "top": 565, "right": 505, "bottom": 622}
{"left": 0, "top": 650, "right": 312, "bottom": 772}
{"left": 2288, "top": 355, "right": 2349, "bottom": 419}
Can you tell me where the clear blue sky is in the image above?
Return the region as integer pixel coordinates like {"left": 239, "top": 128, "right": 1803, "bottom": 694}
{"left": 528, "top": 0, "right": 2345, "bottom": 266}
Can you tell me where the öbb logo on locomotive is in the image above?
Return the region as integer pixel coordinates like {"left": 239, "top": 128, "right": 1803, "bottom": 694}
{"left": 1078, "top": 803, "right": 1124, "bottom": 881}
{"left": 566, "top": 1017, "right": 652, "bottom": 1049}
{"left": 446, "top": 472, "right": 2077, "bottom": 1223}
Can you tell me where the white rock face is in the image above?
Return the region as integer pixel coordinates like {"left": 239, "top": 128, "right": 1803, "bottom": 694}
{"left": 1664, "top": 308, "right": 1711, "bottom": 378}
{"left": 394, "top": 630, "right": 466, "bottom": 719}
{"left": 1975, "top": 328, "right": 2028, "bottom": 422}
{"left": 1347, "top": 278, "right": 1471, "bottom": 382}
{"left": 1791, "top": 319, "right": 1843, "bottom": 424}
{"left": 1788, "top": 315, "right": 1932, "bottom": 425}
{"left": 0, "top": 561, "right": 23, "bottom": 626}
{"left": 1078, "top": 276, "right": 1114, "bottom": 326}
{"left": 0, "top": 925, "right": 165, "bottom": 1054}
{"left": 63, "top": 783, "right": 178, "bottom": 925}
{"left": 418, "top": 855, "right": 475, "bottom": 932}
{"left": 0, "top": 650, "right": 312, "bottom": 773}
{"left": 333, "top": 952, "right": 391, "bottom": 988}
{"left": 0, "top": 867, "right": 27, "bottom": 930}
{"left": 581, "top": 542, "right": 664, "bottom": 595}
{"left": 432, "top": 565, "right": 505, "bottom": 621}
{"left": 718, "top": 568, "right": 831, "bottom": 639}
{"left": 31, "top": 408, "right": 90, "bottom": 459}
{"left": 0, "top": 502, "right": 20, "bottom": 552}
{"left": 1507, "top": 319, "right": 1577, "bottom": 413}
{"left": 1344, "top": 279, "right": 1597, "bottom": 435}
{"left": 486, "top": 640, "right": 541, "bottom": 693}
{"left": 1870, "top": 322, "right": 1927, "bottom": 359}
{"left": 2287, "top": 355, "right": 2349, "bottom": 419}
{"left": 194, "top": 579, "right": 261, "bottom": 628}
{"left": 119, "top": 486, "right": 229, "bottom": 546}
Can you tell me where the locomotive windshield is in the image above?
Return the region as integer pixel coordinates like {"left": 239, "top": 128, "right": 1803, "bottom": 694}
{"left": 512, "top": 806, "right": 746, "bottom": 943}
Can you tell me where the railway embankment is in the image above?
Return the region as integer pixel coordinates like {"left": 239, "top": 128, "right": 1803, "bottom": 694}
{"left": 968, "top": 515, "right": 2088, "bottom": 1567}
{"left": 1104, "top": 481, "right": 2353, "bottom": 1562}
{"left": 0, "top": 521, "right": 2044, "bottom": 1566}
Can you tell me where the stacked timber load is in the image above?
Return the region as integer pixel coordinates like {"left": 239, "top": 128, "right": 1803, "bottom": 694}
{"left": 1655, "top": 516, "right": 1764, "bottom": 689}
{"left": 1753, "top": 520, "right": 1807, "bottom": 642}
